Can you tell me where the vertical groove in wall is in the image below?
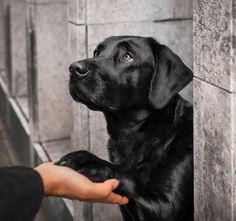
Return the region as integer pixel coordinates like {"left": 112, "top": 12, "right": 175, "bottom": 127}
{"left": 231, "top": 0, "right": 234, "bottom": 219}
{"left": 84, "top": 0, "right": 93, "bottom": 220}
{"left": 232, "top": 0, "right": 236, "bottom": 94}
{"left": 84, "top": 0, "right": 90, "bottom": 153}
{"left": 231, "top": 96, "right": 234, "bottom": 221}
{"left": 4, "top": 4, "right": 12, "bottom": 96}
{"left": 85, "top": 25, "right": 90, "bottom": 150}
{"left": 233, "top": 0, "right": 236, "bottom": 18}
{"left": 26, "top": 4, "right": 39, "bottom": 166}
{"left": 232, "top": 0, "right": 235, "bottom": 93}
{"left": 232, "top": 1, "right": 236, "bottom": 220}
{"left": 27, "top": 5, "right": 39, "bottom": 142}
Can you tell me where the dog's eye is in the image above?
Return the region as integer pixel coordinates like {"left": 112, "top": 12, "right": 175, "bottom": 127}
{"left": 122, "top": 53, "right": 133, "bottom": 62}
{"left": 94, "top": 50, "right": 98, "bottom": 57}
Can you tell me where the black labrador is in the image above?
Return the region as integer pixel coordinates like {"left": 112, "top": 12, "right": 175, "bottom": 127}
{"left": 56, "top": 36, "right": 193, "bottom": 221}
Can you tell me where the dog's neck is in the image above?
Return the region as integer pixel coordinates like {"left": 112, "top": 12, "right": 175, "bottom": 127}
{"left": 103, "top": 108, "right": 151, "bottom": 138}
{"left": 103, "top": 95, "right": 181, "bottom": 140}
{"left": 103, "top": 95, "right": 193, "bottom": 164}
{"left": 114, "top": 108, "right": 151, "bottom": 127}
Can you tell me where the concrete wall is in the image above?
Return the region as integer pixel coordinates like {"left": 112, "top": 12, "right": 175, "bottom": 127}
{"left": 0, "top": 0, "right": 194, "bottom": 220}
{"left": 193, "top": 0, "right": 236, "bottom": 220}
{"left": 26, "top": 0, "right": 73, "bottom": 142}
{"left": 9, "top": 0, "right": 28, "bottom": 97}
{"left": 68, "top": 0, "right": 193, "bottom": 220}
{"left": 0, "top": 0, "right": 73, "bottom": 166}
{"left": 0, "top": 0, "right": 4, "bottom": 72}
{"left": 1, "top": 0, "right": 236, "bottom": 220}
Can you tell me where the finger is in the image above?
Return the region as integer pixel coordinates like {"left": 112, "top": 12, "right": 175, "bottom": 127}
{"left": 102, "top": 192, "right": 129, "bottom": 205}
{"left": 87, "top": 179, "right": 119, "bottom": 199}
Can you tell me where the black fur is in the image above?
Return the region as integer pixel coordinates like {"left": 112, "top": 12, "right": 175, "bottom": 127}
{"left": 56, "top": 36, "right": 193, "bottom": 221}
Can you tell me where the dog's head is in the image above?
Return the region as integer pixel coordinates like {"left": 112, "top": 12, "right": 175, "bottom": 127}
{"left": 69, "top": 36, "right": 192, "bottom": 111}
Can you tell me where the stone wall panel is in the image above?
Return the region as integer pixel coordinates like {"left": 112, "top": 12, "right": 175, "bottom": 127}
{"left": 193, "top": 0, "right": 233, "bottom": 91}
{"left": 10, "top": 0, "right": 27, "bottom": 96}
{"left": 29, "top": 2, "right": 72, "bottom": 141}
{"left": 0, "top": 0, "right": 4, "bottom": 70}
{"left": 194, "top": 78, "right": 233, "bottom": 221}
{"left": 87, "top": 0, "right": 192, "bottom": 24}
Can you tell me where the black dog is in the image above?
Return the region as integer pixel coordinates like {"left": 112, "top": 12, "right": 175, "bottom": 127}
{"left": 56, "top": 36, "right": 193, "bottom": 221}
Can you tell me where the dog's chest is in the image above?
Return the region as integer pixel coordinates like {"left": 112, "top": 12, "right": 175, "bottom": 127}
{"left": 107, "top": 131, "right": 153, "bottom": 166}
{"left": 108, "top": 139, "right": 132, "bottom": 163}
{"left": 107, "top": 134, "right": 144, "bottom": 164}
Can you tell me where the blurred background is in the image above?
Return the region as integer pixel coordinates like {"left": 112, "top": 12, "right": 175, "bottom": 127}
{"left": 0, "top": 0, "right": 193, "bottom": 220}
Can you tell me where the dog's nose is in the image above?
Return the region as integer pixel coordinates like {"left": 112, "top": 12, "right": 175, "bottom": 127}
{"left": 69, "top": 61, "right": 88, "bottom": 77}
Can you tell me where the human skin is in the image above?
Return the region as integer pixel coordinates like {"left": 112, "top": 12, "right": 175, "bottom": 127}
{"left": 35, "top": 162, "right": 129, "bottom": 205}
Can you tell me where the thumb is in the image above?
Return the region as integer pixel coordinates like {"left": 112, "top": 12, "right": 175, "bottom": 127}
{"left": 104, "top": 179, "right": 120, "bottom": 191}
{"left": 93, "top": 179, "right": 119, "bottom": 199}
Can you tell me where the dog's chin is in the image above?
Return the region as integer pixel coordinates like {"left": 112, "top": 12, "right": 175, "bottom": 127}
{"left": 70, "top": 88, "right": 119, "bottom": 112}
{"left": 69, "top": 88, "right": 102, "bottom": 111}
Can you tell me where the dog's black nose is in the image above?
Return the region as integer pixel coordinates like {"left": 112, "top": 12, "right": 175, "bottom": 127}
{"left": 69, "top": 61, "right": 88, "bottom": 77}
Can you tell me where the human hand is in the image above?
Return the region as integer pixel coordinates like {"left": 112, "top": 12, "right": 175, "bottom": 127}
{"left": 35, "top": 162, "right": 128, "bottom": 205}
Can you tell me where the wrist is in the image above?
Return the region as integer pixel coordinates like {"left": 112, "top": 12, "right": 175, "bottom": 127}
{"left": 34, "top": 163, "right": 59, "bottom": 196}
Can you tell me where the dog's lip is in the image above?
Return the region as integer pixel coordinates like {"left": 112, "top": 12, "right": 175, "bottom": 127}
{"left": 70, "top": 85, "right": 118, "bottom": 112}
{"left": 77, "top": 90, "right": 117, "bottom": 111}
{"left": 69, "top": 72, "right": 79, "bottom": 80}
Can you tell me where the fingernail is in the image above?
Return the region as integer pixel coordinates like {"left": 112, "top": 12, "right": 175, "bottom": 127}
{"left": 120, "top": 198, "right": 129, "bottom": 205}
{"left": 112, "top": 180, "right": 119, "bottom": 190}
{"left": 124, "top": 198, "right": 129, "bottom": 204}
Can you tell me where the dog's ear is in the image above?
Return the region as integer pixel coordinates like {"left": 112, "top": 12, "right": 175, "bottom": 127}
{"left": 148, "top": 41, "right": 193, "bottom": 109}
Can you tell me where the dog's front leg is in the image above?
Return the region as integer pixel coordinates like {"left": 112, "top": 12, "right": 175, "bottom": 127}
{"left": 55, "top": 150, "right": 178, "bottom": 220}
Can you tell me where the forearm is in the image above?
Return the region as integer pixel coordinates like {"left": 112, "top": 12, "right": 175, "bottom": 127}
{"left": 0, "top": 166, "right": 44, "bottom": 221}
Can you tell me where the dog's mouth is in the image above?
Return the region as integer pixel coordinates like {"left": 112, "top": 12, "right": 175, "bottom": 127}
{"left": 69, "top": 75, "right": 118, "bottom": 112}
{"left": 69, "top": 80, "right": 101, "bottom": 110}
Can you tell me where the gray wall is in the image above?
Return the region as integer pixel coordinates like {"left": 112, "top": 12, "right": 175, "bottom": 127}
{"left": 0, "top": 0, "right": 194, "bottom": 220}
{"left": 0, "top": 0, "right": 74, "bottom": 166}
{"left": 1, "top": 0, "right": 236, "bottom": 220}
{"left": 194, "top": 0, "right": 236, "bottom": 220}
{"left": 0, "top": 0, "right": 75, "bottom": 216}
{"left": 9, "top": 0, "right": 27, "bottom": 97}
{"left": 0, "top": 0, "right": 4, "bottom": 72}
{"left": 26, "top": 0, "right": 73, "bottom": 142}
{"left": 68, "top": 0, "right": 193, "bottom": 220}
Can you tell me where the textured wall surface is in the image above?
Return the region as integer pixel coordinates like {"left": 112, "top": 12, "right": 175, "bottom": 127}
{"left": 69, "top": 0, "right": 193, "bottom": 220}
{"left": 9, "top": 0, "right": 28, "bottom": 97}
{"left": 194, "top": 0, "right": 234, "bottom": 92}
{"left": 1, "top": 0, "right": 236, "bottom": 220}
{"left": 194, "top": 0, "right": 236, "bottom": 220}
{"left": 0, "top": 0, "right": 4, "bottom": 71}
{"left": 26, "top": 0, "right": 73, "bottom": 142}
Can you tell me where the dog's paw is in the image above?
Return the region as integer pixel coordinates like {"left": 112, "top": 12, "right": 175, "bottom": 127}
{"left": 55, "top": 150, "right": 97, "bottom": 169}
{"left": 55, "top": 150, "right": 115, "bottom": 182}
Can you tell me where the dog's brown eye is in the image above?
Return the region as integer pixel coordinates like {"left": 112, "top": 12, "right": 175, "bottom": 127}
{"left": 94, "top": 50, "right": 98, "bottom": 57}
{"left": 122, "top": 54, "right": 133, "bottom": 62}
